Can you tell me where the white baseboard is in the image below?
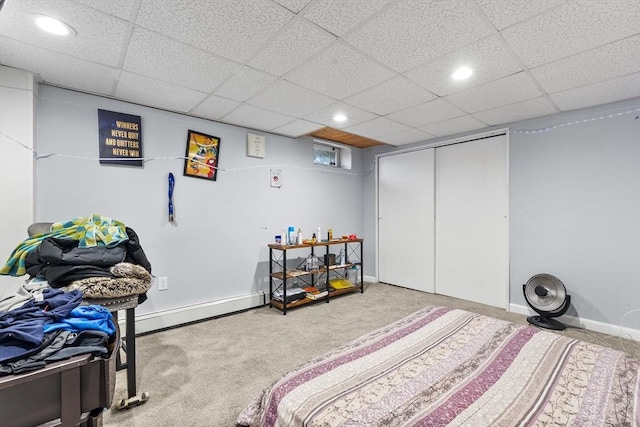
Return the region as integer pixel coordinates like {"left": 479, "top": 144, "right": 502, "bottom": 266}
{"left": 118, "top": 287, "right": 640, "bottom": 342}
{"left": 118, "top": 279, "right": 381, "bottom": 334}
{"left": 117, "top": 291, "right": 265, "bottom": 335}
{"left": 509, "top": 303, "right": 640, "bottom": 341}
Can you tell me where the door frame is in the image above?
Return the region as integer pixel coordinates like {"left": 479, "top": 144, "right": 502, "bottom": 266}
{"left": 375, "top": 128, "right": 510, "bottom": 308}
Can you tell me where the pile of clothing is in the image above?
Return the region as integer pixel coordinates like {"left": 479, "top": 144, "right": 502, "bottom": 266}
{"left": 0, "top": 288, "right": 115, "bottom": 375}
{"left": 1, "top": 214, "right": 153, "bottom": 302}
{"left": 0, "top": 214, "right": 153, "bottom": 375}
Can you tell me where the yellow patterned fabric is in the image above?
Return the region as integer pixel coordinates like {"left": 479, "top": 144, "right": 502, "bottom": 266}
{"left": 0, "top": 214, "right": 128, "bottom": 277}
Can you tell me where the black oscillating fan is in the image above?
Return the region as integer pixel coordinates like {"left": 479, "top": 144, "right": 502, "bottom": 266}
{"left": 522, "top": 274, "right": 571, "bottom": 331}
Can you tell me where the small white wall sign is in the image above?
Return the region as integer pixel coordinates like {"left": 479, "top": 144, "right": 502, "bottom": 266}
{"left": 270, "top": 169, "right": 282, "bottom": 188}
{"left": 247, "top": 133, "right": 266, "bottom": 158}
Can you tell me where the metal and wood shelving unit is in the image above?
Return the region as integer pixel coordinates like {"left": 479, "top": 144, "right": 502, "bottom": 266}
{"left": 268, "top": 238, "right": 364, "bottom": 314}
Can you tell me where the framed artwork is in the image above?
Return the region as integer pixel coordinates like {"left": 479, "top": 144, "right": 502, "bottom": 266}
{"left": 183, "top": 130, "right": 221, "bottom": 181}
{"left": 97, "top": 109, "right": 143, "bottom": 167}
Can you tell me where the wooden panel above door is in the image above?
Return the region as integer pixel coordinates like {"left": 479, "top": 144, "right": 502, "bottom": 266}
{"left": 308, "top": 127, "right": 387, "bottom": 149}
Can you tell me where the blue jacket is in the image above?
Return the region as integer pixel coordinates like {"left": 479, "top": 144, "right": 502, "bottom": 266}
{"left": 0, "top": 289, "right": 82, "bottom": 363}
{"left": 44, "top": 305, "right": 115, "bottom": 335}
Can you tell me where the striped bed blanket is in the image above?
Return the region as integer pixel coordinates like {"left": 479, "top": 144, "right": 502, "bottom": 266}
{"left": 237, "top": 306, "right": 639, "bottom": 426}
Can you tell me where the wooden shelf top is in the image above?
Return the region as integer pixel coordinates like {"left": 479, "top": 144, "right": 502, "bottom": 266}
{"left": 270, "top": 286, "right": 360, "bottom": 311}
{"left": 271, "top": 263, "right": 361, "bottom": 280}
{"left": 268, "top": 238, "right": 363, "bottom": 249}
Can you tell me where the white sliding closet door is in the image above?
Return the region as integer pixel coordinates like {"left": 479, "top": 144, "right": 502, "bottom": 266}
{"left": 435, "top": 135, "right": 508, "bottom": 308}
{"left": 378, "top": 149, "right": 435, "bottom": 293}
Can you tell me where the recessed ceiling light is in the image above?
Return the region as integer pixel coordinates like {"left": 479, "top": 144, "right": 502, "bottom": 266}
{"left": 333, "top": 113, "right": 347, "bottom": 123}
{"left": 31, "top": 14, "right": 76, "bottom": 37}
{"left": 451, "top": 66, "right": 473, "bottom": 80}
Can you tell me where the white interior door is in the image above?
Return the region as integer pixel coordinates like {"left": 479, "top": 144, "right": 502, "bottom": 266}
{"left": 378, "top": 149, "right": 435, "bottom": 292}
{"left": 435, "top": 135, "right": 508, "bottom": 308}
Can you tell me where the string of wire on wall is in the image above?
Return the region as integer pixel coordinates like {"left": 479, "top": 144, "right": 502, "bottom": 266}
{"left": 0, "top": 130, "right": 375, "bottom": 177}
{"left": 510, "top": 106, "right": 640, "bottom": 134}
{"left": 23, "top": 95, "right": 375, "bottom": 176}
{"left": 3, "top": 94, "right": 637, "bottom": 177}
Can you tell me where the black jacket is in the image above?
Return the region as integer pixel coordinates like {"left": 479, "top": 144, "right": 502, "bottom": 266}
{"left": 25, "top": 227, "right": 152, "bottom": 288}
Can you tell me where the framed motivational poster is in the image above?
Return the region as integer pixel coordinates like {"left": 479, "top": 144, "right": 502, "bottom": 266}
{"left": 97, "top": 109, "right": 143, "bottom": 167}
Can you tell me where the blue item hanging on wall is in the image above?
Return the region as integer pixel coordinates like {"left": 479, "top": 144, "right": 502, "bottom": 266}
{"left": 168, "top": 172, "right": 175, "bottom": 223}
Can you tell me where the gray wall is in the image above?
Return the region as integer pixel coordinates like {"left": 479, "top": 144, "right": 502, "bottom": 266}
{"left": 509, "top": 100, "right": 640, "bottom": 326}
{"left": 35, "top": 85, "right": 364, "bottom": 315}
{"left": 362, "top": 97, "right": 640, "bottom": 329}
{"left": 29, "top": 85, "right": 640, "bottom": 329}
{"left": 361, "top": 144, "right": 390, "bottom": 278}
{"left": 0, "top": 66, "right": 35, "bottom": 294}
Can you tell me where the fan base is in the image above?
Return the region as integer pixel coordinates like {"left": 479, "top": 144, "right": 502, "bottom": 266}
{"left": 527, "top": 315, "right": 566, "bottom": 331}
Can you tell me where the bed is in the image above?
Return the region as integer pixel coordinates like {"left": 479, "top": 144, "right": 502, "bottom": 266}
{"left": 237, "top": 306, "right": 639, "bottom": 426}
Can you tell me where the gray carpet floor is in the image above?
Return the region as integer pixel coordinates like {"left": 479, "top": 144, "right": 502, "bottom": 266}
{"left": 103, "top": 282, "right": 639, "bottom": 427}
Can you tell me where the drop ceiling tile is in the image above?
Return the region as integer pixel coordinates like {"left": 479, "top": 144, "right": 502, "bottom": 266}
{"left": 70, "top": 0, "right": 139, "bottom": 21}
{"left": 214, "top": 67, "right": 279, "bottom": 102}
{"left": 531, "top": 34, "right": 640, "bottom": 95}
{"left": 271, "top": 119, "right": 325, "bottom": 137}
{"left": 135, "top": 0, "right": 293, "bottom": 63}
{"left": 270, "top": 0, "right": 313, "bottom": 13}
{"left": 248, "top": 18, "right": 336, "bottom": 76}
{"left": 404, "top": 35, "right": 523, "bottom": 97}
{"left": 445, "top": 72, "right": 541, "bottom": 113}
{"left": 549, "top": 73, "right": 640, "bottom": 112}
{"left": 248, "top": 80, "right": 335, "bottom": 117}
{"left": 0, "top": 37, "right": 118, "bottom": 96}
{"left": 191, "top": 95, "right": 241, "bottom": 121}
{"left": 303, "top": 0, "right": 394, "bottom": 36}
{"left": 501, "top": 0, "right": 640, "bottom": 68}
{"left": 123, "top": 28, "right": 241, "bottom": 93}
{"left": 6, "top": 0, "right": 636, "bottom": 144}
{"left": 387, "top": 99, "right": 466, "bottom": 127}
{"left": 345, "top": 0, "right": 493, "bottom": 73}
{"left": 285, "top": 42, "right": 395, "bottom": 99}
{"left": 344, "top": 76, "right": 436, "bottom": 115}
{"left": 474, "top": 0, "right": 565, "bottom": 30}
{"left": 473, "top": 97, "right": 557, "bottom": 126}
{"left": 115, "top": 72, "right": 208, "bottom": 113}
{"left": 378, "top": 128, "right": 434, "bottom": 146}
{"left": 303, "top": 102, "right": 377, "bottom": 129}
{"left": 0, "top": 0, "right": 130, "bottom": 67}
{"left": 420, "top": 115, "right": 487, "bottom": 138}
{"left": 344, "top": 117, "right": 410, "bottom": 140}
{"left": 222, "top": 104, "right": 296, "bottom": 131}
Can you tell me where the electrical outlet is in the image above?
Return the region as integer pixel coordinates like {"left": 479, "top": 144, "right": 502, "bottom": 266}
{"left": 158, "top": 276, "right": 168, "bottom": 291}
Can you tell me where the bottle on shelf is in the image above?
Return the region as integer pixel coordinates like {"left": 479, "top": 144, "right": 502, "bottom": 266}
{"left": 317, "top": 226, "right": 322, "bottom": 242}
{"left": 348, "top": 265, "right": 358, "bottom": 284}
{"left": 339, "top": 248, "right": 346, "bottom": 266}
{"left": 297, "top": 228, "right": 303, "bottom": 245}
{"left": 312, "top": 233, "right": 317, "bottom": 243}
{"left": 328, "top": 228, "right": 333, "bottom": 241}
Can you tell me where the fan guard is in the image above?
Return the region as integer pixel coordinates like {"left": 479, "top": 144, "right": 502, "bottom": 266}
{"left": 522, "top": 274, "right": 571, "bottom": 331}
